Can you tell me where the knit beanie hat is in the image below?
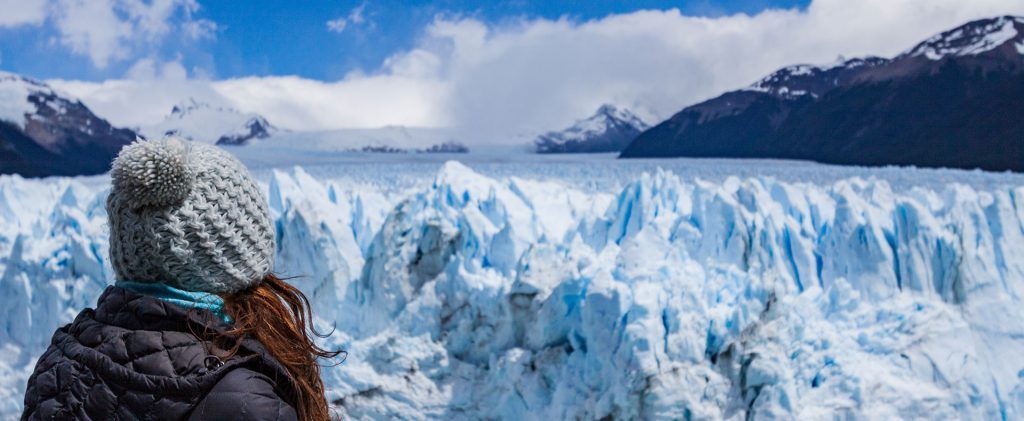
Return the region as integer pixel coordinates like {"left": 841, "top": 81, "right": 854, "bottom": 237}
{"left": 106, "top": 138, "right": 276, "bottom": 294}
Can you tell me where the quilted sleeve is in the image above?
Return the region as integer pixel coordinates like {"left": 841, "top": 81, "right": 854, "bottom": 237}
{"left": 188, "top": 368, "right": 298, "bottom": 421}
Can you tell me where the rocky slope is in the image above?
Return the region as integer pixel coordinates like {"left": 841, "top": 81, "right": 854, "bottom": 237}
{"left": 0, "top": 72, "right": 136, "bottom": 177}
{"left": 535, "top": 105, "right": 649, "bottom": 153}
{"left": 621, "top": 16, "right": 1024, "bottom": 171}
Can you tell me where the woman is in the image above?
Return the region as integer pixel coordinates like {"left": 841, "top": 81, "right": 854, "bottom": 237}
{"left": 21, "top": 139, "right": 340, "bottom": 420}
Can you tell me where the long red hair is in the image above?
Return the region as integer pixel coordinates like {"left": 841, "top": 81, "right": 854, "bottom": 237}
{"left": 220, "top": 274, "right": 343, "bottom": 421}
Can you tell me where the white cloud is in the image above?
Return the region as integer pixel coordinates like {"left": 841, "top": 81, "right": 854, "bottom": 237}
{"left": 50, "top": 57, "right": 212, "bottom": 127}
{"left": 49, "top": 51, "right": 446, "bottom": 130}
{"left": 326, "top": 18, "right": 347, "bottom": 33}
{"left": 182, "top": 18, "right": 217, "bottom": 40}
{"left": 53, "top": 0, "right": 134, "bottom": 68}
{"left": 124, "top": 58, "right": 188, "bottom": 81}
{"left": 327, "top": 2, "right": 367, "bottom": 34}
{"left": 51, "top": 77, "right": 231, "bottom": 127}
{"left": 428, "top": 0, "right": 1024, "bottom": 139}
{"left": 53, "top": 0, "right": 1024, "bottom": 142}
{"left": 2, "top": 0, "right": 213, "bottom": 68}
{"left": 0, "top": 0, "right": 47, "bottom": 27}
{"left": 178, "top": 0, "right": 217, "bottom": 40}
{"left": 213, "top": 74, "right": 446, "bottom": 130}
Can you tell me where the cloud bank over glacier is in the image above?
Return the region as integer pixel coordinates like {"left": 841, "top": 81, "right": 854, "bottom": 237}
{"left": 49, "top": 0, "right": 1024, "bottom": 140}
{"left": 3, "top": 161, "right": 1024, "bottom": 418}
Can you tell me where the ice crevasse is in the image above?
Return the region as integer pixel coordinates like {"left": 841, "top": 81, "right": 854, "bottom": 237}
{"left": 1, "top": 161, "right": 1024, "bottom": 419}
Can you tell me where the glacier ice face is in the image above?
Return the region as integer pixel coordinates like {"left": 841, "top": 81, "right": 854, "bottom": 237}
{"left": 2, "top": 162, "right": 1024, "bottom": 419}
{"left": 0, "top": 174, "right": 111, "bottom": 413}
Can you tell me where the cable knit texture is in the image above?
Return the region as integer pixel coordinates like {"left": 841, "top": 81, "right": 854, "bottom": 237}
{"left": 107, "top": 138, "right": 275, "bottom": 294}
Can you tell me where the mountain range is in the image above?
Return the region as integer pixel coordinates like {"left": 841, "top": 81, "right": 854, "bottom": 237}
{"left": 620, "top": 16, "right": 1024, "bottom": 171}
{"left": 0, "top": 82, "right": 283, "bottom": 177}
{"left": 2, "top": 16, "right": 1023, "bottom": 176}
{"left": 140, "top": 98, "right": 277, "bottom": 146}
{"left": 0, "top": 72, "right": 135, "bottom": 177}
{"left": 534, "top": 104, "right": 649, "bottom": 153}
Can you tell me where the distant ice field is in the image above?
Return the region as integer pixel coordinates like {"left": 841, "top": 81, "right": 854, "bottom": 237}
{"left": 232, "top": 149, "right": 1024, "bottom": 193}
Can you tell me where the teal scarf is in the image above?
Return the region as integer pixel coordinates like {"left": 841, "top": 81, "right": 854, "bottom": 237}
{"left": 116, "top": 280, "right": 232, "bottom": 323}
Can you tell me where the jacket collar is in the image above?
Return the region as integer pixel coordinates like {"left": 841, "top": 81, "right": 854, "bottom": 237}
{"left": 114, "top": 280, "right": 232, "bottom": 323}
{"left": 92, "top": 285, "right": 231, "bottom": 333}
{"left": 95, "top": 285, "right": 299, "bottom": 404}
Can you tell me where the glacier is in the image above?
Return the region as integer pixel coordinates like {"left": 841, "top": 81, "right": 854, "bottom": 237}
{"left": 2, "top": 159, "right": 1024, "bottom": 419}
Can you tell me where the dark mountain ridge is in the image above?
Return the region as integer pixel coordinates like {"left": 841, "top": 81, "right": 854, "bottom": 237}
{"left": 0, "top": 72, "right": 136, "bottom": 177}
{"left": 621, "top": 16, "right": 1024, "bottom": 172}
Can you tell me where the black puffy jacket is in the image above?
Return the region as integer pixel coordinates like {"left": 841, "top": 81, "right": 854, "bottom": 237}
{"left": 21, "top": 286, "right": 299, "bottom": 420}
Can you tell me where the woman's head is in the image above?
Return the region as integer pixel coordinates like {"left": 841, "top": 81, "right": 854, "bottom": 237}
{"left": 108, "top": 138, "right": 340, "bottom": 420}
{"left": 106, "top": 137, "right": 276, "bottom": 293}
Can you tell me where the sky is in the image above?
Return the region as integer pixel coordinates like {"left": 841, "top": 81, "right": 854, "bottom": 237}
{"left": 2, "top": 0, "right": 1023, "bottom": 142}
{"left": 0, "top": 0, "right": 812, "bottom": 81}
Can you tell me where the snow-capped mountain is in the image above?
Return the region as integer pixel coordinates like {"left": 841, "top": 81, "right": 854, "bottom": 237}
{"left": 744, "top": 16, "right": 1024, "bottom": 98}
{"left": 534, "top": 104, "right": 649, "bottom": 153}
{"left": 141, "top": 98, "right": 277, "bottom": 146}
{"left": 622, "top": 15, "right": 1024, "bottom": 171}
{"left": 906, "top": 15, "right": 1024, "bottom": 60}
{"left": 745, "top": 57, "right": 889, "bottom": 98}
{"left": 0, "top": 72, "right": 136, "bottom": 177}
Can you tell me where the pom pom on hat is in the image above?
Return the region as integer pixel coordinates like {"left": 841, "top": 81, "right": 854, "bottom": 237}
{"left": 111, "top": 138, "right": 195, "bottom": 208}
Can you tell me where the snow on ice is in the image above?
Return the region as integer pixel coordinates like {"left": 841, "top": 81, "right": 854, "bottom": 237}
{"left": 2, "top": 160, "right": 1024, "bottom": 419}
